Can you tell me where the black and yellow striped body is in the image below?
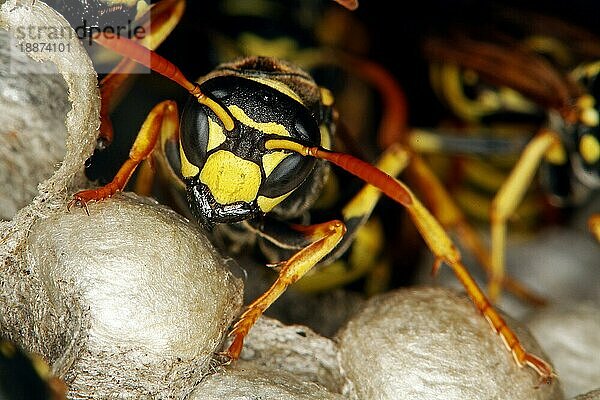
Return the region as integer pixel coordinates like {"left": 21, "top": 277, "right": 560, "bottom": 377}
{"left": 564, "top": 62, "right": 600, "bottom": 198}
{"left": 426, "top": 26, "right": 600, "bottom": 224}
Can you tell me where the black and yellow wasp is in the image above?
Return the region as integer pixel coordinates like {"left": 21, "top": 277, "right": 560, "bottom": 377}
{"left": 186, "top": 0, "right": 407, "bottom": 295}
{"left": 418, "top": 4, "right": 600, "bottom": 301}
{"left": 58, "top": 0, "right": 555, "bottom": 382}
{"left": 60, "top": 0, "right": 408, "bottom": 298}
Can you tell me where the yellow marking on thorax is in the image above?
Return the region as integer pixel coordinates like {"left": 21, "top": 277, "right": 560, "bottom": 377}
{"left": 580, "top": 134, "right": 600, "bottom": 164}
{"left": 578, "top": 95, "right": 599, "bottom": 127}
{"left": 228, "top": 105, "right": 291, "bottom": 137}
{"left": 239, "top": 33, "right": 298, "bottom": 59}
{"left": 207, "top": 116, "right": 227, "bottom": 151}
{"left": 246, "top": 76, "right": 303, "bottom": 104}
{"left": 179, "top": 141, "right": 200, "bottom": 178}
{"left": 257, "top": 192, "right": 293, "bottom": 212}
{"left": 262, "top": 151, "right": 290, "bottom": 177}
{"left": 200, "top": 150, "right": 261, "bottom": 204}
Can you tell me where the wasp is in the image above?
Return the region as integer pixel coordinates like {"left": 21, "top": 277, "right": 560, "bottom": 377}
{"left": 421, "top": 5, "right": 600, "bottom": 302}
{"left": 0, "top": 337, "right": 67, "bottom": 400}
{"left": 176, "top": 0, "right": 409, "bottom": 295}
{"left": 64, "top": 2, "right": 555, "bottom": 380}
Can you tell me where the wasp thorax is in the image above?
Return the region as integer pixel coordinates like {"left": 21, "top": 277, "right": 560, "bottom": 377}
{"left": 180, "top": 74, "right": 324, "bottom": 226}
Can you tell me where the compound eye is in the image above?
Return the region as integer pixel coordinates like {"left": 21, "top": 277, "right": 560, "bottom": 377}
{"left": 293, "top": 107, "right": 321, "bottom": 144}
{"left": 260, "top": 153, "right": 316, "bottom": 198}
{"left": 180, "top": 96, "right": 210, "bottom": 172}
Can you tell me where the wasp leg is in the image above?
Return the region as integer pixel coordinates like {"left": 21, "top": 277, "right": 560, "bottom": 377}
{"left": 97, "top": 0, "right": 185, "bottom": 147}
{"left": 69, "top": 100, "right": 180, "bottom": 209}
{"left": 490, "top": 128, "right": 563, "bottom": 301}
{"left": 395, "top": 161, "right": 555, "bottom": 382}
{"left": 227, "top": 220, "right": 346, "bottom": 359}
{"left": 266, "top": 138, "right": 555, "bottom": 382}
{"left": 405, "top": 147, "right": 548, "bottom": 306}
{"left": 257, "top": 144, "right": 409, "bottom": 293}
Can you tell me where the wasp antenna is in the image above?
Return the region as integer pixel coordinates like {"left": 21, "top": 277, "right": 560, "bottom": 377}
{"left": 92, "top": 33, "right": 234, "bottom": 131}
{"left": 265, "top": 139, "right": 412, "bottom": 207}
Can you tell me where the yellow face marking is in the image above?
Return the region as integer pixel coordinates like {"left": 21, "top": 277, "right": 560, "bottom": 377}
{"left": 228, "top": 105, "right": 291, "bottom": 137}
{"left": 200, "top": 150, "right": 262, "bottom": 204}
{"left": 207, "top": 116, "right": 227, "bottom": 151}
{"left": 179, "top": 141, "right": 200, "bottom": 178}
{"left": 262, "top": 151, "right": 290, "bottom": 177}
{"left": 257, "top": 192, "right": 293, "bottom": 212}
{"left": 580, "top": 134, "right": 600, "bottom": 164}
{"left": 246, "top": 76, "right": 303, "bottom": 104}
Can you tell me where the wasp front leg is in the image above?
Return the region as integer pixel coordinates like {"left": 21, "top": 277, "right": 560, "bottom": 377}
{"left": 227, "top": 219, "right": 346, "bottom": 359}
{"left": 69, "top": 100, "right": 180, "bottom": 210}
{"left": 260, "top": 143, "right": 411, "bottom": 293}
{"left": 97, "top": 0, "right": 185, "bottom": 146}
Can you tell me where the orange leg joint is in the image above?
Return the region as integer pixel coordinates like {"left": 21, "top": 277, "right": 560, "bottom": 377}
{"left": 69, "top": 100, "right": 179, "bottom": 211}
